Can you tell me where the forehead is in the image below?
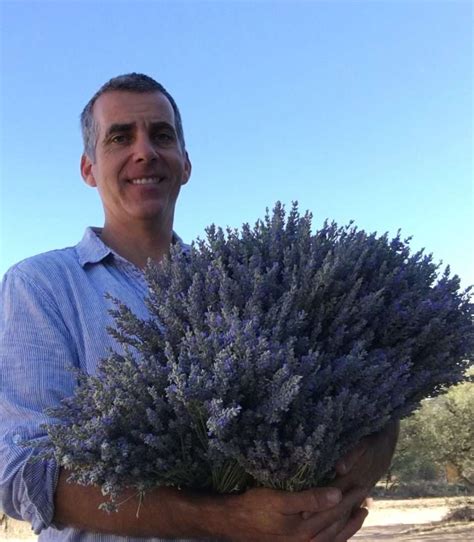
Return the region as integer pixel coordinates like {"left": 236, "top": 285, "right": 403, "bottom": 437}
{"left": 92, "top": 91, "right": 176, "bottom": 132}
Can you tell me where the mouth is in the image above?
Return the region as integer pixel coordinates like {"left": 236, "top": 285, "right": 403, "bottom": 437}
{"left": 128, "top": 176, "right": 164, "bottom": 185}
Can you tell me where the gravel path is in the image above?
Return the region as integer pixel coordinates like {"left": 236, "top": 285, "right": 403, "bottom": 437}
{"left": 354, "top": 497, "right": 473, "bottom": 541}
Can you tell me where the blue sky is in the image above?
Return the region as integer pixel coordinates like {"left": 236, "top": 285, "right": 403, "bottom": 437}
{"left": 1, "top": 0, "right": 472, "bottom": 287}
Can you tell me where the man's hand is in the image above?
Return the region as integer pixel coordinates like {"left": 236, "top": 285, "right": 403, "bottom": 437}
{"left": 333, "top": 420, "right": 400, "bottom": 494}
{"left": 299, "top": 421, "right": 399, "bottom": 541}
{"left": 220, "top": 485, "right": 368, "bottom": 542}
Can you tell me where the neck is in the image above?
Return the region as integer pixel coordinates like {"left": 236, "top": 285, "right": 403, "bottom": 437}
{"left": 100, "top": 219, "right": 174, "bottom": 269}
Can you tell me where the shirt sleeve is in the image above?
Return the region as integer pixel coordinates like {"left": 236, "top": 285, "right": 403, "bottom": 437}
{"left": 0, "top": 266, "right": 79, "bottom": 534}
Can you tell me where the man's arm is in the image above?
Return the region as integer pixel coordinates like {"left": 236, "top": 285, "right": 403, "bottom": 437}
{"left": 54, "top": 415, "right": 399, "bottom": 542}
{"left": 54, "top": 468, "right": 368, "bottom": 541}
{"left": 0, "top": 266, "right": 79, "bottom": 532}
{"left": 55, "top": 423, "right": 400, "bottom": 541}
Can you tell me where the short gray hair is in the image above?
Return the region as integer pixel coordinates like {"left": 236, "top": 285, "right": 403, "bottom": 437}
{"left": 80, "top": 73, "right": 186, "bottom": 160}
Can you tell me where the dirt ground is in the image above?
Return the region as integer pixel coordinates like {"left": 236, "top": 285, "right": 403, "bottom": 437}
{"left": 1, "top": 497, "right": 473, "bottom": 541}
{"left": 353, "top": 497, "right": 474, "bottom": 541}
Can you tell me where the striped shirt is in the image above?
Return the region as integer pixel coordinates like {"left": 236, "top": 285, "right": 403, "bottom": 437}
{"left": 0, "top": 227, "right": 207, "bottom": 541}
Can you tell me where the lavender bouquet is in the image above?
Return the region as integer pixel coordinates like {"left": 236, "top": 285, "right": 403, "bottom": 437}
{"left": 32, "top": 203, "right": 473, "bottom": 509}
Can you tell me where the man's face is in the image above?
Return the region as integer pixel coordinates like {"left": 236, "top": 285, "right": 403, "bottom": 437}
{"left": 81, "top": 90, "right": 191, "bottom": 229}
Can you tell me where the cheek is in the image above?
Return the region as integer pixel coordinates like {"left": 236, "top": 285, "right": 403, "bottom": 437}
{"left": 94, "top": 160, "right": 124, "bottom": 187}
{"left": 96, "top": 179, "right": 120, "bottom": 203}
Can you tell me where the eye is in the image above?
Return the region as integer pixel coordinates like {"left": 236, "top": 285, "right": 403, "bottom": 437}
{"left": 110, "top": 134, "right": 129, "bottom": 144}
{"left": 153, "top": 131, "right": 175, "bottom": 144}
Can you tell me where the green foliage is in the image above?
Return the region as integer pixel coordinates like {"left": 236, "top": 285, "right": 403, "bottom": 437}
{"left": 392, "top": 374, "right": 474, "bottom": 488}
{"left": 427, "top": 379, "right": 474, "bottom": 487}
{"left": 392, "top": 406, "right": 441, "bottom": 481}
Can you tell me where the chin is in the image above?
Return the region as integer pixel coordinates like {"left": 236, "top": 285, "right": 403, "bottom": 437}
{"left": 132, "top": 205, "right": 173, "bottom": 223}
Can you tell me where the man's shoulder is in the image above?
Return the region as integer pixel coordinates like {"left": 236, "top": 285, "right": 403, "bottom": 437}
{"left": 3, "top": 246, "right": 81, "bottom": 288}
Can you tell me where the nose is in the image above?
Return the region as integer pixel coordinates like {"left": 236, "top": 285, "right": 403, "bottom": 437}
{"left": 133, "top": 133, "right": 158, "bottom": 163}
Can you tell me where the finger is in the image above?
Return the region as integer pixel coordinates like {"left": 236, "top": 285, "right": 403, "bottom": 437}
{"left": 305, "top": 487, "right": 367, "bottom": 540}
{"left": 309, "top": 506, "right": 368, "bottom": 542}
{"left": 283, "top": 487, "right": 342, "bottom": 515}
{"left": 334, "top": 507, "right": 369, "bottom": 542}
{"left": 308, "top": 511, "right": 350, "bottom": 542}
{"left": 335, "top": 440, "right": 369, "bottom": 475}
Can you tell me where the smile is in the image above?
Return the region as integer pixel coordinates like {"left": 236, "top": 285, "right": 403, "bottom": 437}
{"left": 129, "top": 177, "right": 163, "bottom": 185}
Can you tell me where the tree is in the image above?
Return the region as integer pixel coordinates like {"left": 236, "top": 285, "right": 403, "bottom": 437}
{"left": 391, "top": 402, "right": 441, "bottom": 483}
{"left": 391, "top": 376, "right": 473, "bottom": 489}
{"left": 425, "top": 379, "right": 473, "bottom": 489}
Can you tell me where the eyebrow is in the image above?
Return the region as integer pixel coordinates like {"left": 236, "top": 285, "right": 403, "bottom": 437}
{"left": 104, "top": 121, "right": 176, "bottom": 140}
{"left": 104, "top": 123, "right": 135, "bottom": 140}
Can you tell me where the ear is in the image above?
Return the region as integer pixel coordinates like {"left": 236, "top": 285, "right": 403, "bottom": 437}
{"left": 181, "top": 152, "right": 192, "bottom": 186}
{"left": 81, "top": 153, "right": 97, "bottom": 187}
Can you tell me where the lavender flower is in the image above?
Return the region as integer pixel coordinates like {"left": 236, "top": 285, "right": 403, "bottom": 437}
{"left": 30, "top": 202, "right": 474, "bottom": 508}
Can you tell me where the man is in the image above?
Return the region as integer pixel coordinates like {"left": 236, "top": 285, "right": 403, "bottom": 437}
{"left": 0, "top": 73, "right": 398, "bottom": 541}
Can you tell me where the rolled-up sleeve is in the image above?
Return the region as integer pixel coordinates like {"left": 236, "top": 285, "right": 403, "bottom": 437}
{"left": 0, "top": 267, "right": 78, "bottom": 534}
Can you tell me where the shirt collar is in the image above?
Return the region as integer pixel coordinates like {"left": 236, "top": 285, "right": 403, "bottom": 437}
{"left": 75, "top": 227, "right": 188, "bottom": 268}
{"left": 76, "top": 227, "right": 112, "bottom": 267}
